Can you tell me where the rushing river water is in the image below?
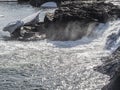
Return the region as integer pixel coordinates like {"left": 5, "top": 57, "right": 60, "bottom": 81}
{"left": 0, "top": 2, "right": 117, "bottom": 90}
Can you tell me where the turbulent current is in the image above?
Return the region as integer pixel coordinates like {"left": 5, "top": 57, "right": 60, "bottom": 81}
{"left": 0, "top": 2, "right": 120, "bottom": 90}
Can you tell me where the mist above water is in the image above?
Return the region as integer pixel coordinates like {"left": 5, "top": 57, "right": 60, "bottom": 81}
{"left": 40, "top": 21, "right": 99, "bottom": 41}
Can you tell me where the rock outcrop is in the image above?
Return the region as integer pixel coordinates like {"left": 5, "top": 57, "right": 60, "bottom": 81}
{"left": 3, "top": 1, "right": 120, "bottom": 41}
{"left": 94, "top": 47, "right": 120, "bottom": 90}
{"left": 51, "top": 2, "right": 120, "bottom": 23}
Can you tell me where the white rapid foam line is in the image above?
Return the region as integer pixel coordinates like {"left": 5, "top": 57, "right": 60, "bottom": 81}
{"left": 76, "top": 20, "right": 119, "bottom": 49}
{"left": 99, "top": 19, "right": 120, "bottom": 52}
{"left": 0, "top": 15, "right": 4, "bottom": 17}
{"left": 48, "top": 19, "right": 120, "bottom": 63}
{"left": 106, "top": 0, "right": 120, "bottom": 6}
{"left": 2, "top": 18, "right": 120, "bottom": 90}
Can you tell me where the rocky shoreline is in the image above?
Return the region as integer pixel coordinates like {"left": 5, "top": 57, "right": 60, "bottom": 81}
{"left": 94, "top": 46, "right": 120, "bottom": 90}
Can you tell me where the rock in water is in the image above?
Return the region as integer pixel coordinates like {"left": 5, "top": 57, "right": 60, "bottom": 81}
{"left": 94, "top": 47, "right": 120, "bottom": 90}
{"left": 52, "top": 2, "right": 120, "bottom": 23}
{"left": 3, "top": 20, "right": 24, "bottom": 34}
{"left": 3, "top": 11, "right": 40, "bottom": 38}
{"left": 105, "top": 30, "right": 120, "bottom": 50}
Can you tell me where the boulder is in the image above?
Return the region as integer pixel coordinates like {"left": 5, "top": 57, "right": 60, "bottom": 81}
{"left": 3, "top": 11, "right": 40, "bottom": 38}
{"left": 3, "top": 20, "right": 24, "bottom": 34}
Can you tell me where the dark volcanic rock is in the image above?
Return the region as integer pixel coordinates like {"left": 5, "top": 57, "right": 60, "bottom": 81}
{"left": 94, "top": 47, "right": 120, "bottom": 90}
{"left": 52, "top": 2, "right": 120, "bottom": 23}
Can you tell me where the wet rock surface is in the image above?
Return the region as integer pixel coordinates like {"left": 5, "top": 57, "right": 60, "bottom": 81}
{"left": 95, "top": 47, "right": 120, "bottom": 90}
{"left": 52, "top": 2, "right": 120, "bottom": 23}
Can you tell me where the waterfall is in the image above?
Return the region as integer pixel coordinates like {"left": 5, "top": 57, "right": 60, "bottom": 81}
{"left": 102, "top": 19, "right": 120, "bottom": 51}
{"left": 40, "top": 19, "right": 120, "bottom": 52}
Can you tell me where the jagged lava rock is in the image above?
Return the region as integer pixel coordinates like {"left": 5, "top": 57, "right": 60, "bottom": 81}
{"left": 50, "top": 2, "right": 120, "bottom": 23}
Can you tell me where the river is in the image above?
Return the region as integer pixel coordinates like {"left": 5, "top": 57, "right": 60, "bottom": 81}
{"left": 0, "top": 2, "right": 116, "bottom": 90}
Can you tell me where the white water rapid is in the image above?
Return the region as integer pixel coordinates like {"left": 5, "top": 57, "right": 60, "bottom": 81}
{"left": 0, "top": 2, "right": 120, "bottom": 90}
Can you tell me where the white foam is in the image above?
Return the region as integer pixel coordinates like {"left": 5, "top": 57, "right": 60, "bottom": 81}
{"left": 0, "top": 15, "right": 4, "bottom": 17}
